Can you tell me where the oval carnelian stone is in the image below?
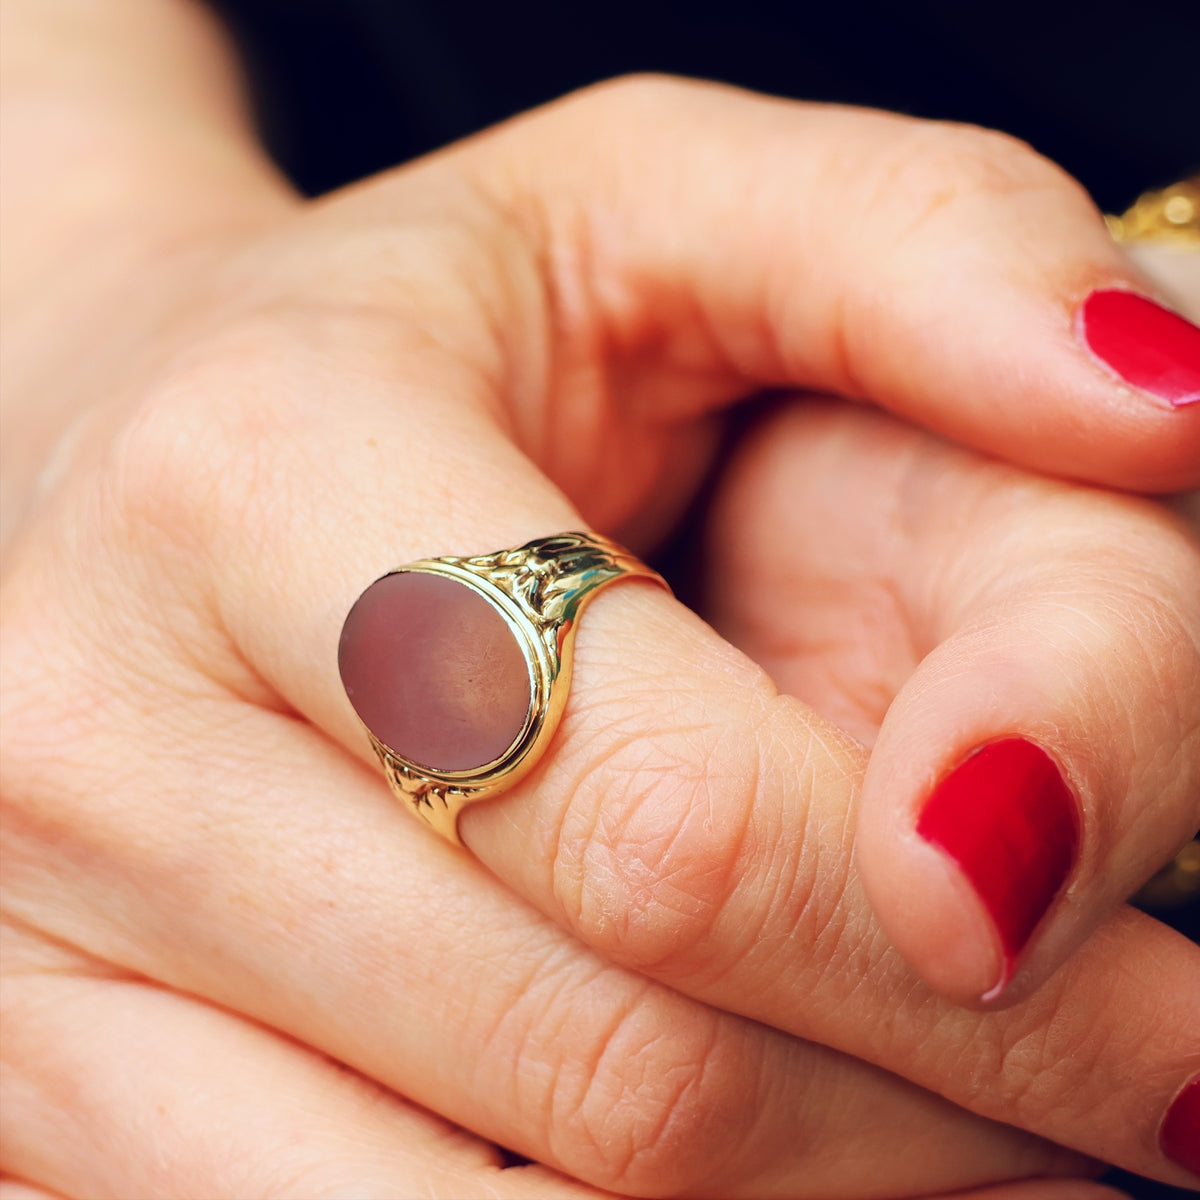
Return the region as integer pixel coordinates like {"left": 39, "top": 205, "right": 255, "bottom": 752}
{"left": 339, "top": 571, "right": 532, "bottom": 772}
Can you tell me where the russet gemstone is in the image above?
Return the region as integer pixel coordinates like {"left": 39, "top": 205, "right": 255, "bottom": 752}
{"left": 338, "top": 571, "right": 533, "bottom": 772}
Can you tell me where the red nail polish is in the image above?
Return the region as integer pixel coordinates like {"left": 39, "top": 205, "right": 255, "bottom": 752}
{"left": 1079, "top": 289, "right": 1200, "bottom": 407}
{"left": 1161, "top": 1076, "right": 1200, "bottom": 1177}
{"left": 917, "top": 738, "right": 1080, "bottom": 994}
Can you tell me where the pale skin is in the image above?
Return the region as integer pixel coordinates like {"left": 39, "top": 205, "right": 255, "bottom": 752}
{"left": 2, "top": 1, "right": 1199, "bottom": 1198}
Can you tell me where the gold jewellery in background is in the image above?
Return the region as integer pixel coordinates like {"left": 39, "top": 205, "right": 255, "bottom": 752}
{"left": 1107, "top": 175, "right": 1200, "bottom": 247}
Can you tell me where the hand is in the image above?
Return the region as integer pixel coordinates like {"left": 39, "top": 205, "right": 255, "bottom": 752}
{"left": 3, "top": 6, "right": 1199, "bottom": 1194}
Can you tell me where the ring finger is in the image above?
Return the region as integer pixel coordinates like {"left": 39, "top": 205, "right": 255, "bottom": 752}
{"left": 0, "top": 658, "right": 1081, "bottom": 1198}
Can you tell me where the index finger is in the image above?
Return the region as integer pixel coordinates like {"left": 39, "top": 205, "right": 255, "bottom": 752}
{"left": 450, "top": 76, "right": 1200, "bottom": 490}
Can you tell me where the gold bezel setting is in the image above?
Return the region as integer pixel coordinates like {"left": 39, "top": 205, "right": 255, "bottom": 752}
{"left": 357, "top": 532, "right": 665, "bottom": 844}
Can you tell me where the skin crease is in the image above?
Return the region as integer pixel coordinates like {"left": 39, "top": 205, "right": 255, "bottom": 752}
{"left": 3, "top": 2, "right": 1200, "bottom": 1198}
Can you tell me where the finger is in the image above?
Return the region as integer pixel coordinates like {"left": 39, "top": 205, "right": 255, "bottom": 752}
{"left": 0, "top": 695, "right": 1078, "bottom": 1200}
{"left": 438, "top": 75, "right": 1200, "bottom": 491}
{"left": 703, "top": 398, "right": 1200, "bottom": 1004}
{"left": 858, "top": 463, "right": 1200, "bottom": 1003}
{"left": 0, "top": 926, "right": 613, "bottom": 1200}
{"left": 53, "top": 343, "right": 1196, "bottom": 1185}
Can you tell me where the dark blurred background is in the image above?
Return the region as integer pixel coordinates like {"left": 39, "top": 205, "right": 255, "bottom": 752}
{"left": 212, "top": 0, "right": 1198, "bottom": 211}
{"left": 209, "top": 1, "right": 1197, "bottom": 1195}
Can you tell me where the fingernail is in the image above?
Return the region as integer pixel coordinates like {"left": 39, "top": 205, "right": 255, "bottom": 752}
{"left": 917, "top": 738, "right": 1080, "bottom": 997}
{"left": 1078, "top": 289, "right": 1200, "bottom": 407}
{"left": 1161, "top": 1075, "right": 1200, "bottom": 1177}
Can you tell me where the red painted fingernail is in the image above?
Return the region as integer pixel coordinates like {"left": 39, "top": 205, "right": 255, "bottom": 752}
{"left": 917, "top": 738, "right": 1080, "bottom": 996}
{"left": 1161, "top": 1075, "right": 1200, "bottom": 1177}
{"left": 1079, "top": 289, "right": 1200, "bottom": 407}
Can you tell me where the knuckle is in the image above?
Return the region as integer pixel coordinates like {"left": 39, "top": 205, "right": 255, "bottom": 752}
{"left": 549, "top": 708, "right": 759, "bottom": 976}
{"left": 870, "top": 121, "right": 1087, "bottom": 240}
{"left": 535, "top": 992, "right": 762, "bottom": 1194}
{"left": 572, "top": 71, "right": 693, "bottom": 109}
{"left": 104, "top": 326, "right": 282, "bottom": 551}
{"left": 1010, "top": 520, "right": 1200, "bottom": 838}
{"left": 558, "top": 72, "right": 718, "bottom": 128}
{"left": 102, "top": 314, "right": 332, "bottom": 570}
{"left": 2, "top": 316, "right": 317, "bottom": 737}
{"left": 985, "top": 1014, "right": 1059, "bottom": 1115}
{"left": 969, "top": 1002, "right": 1116, "bottom": 1129}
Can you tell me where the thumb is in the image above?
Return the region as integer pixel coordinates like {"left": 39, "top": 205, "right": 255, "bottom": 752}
{"left": 703, "top": 396, "right": 1200, "bottom": 1004}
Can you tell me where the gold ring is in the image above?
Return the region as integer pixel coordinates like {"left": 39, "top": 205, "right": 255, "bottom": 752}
{"left": 338, "top": 532, "right": 666, "bottom": 843}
